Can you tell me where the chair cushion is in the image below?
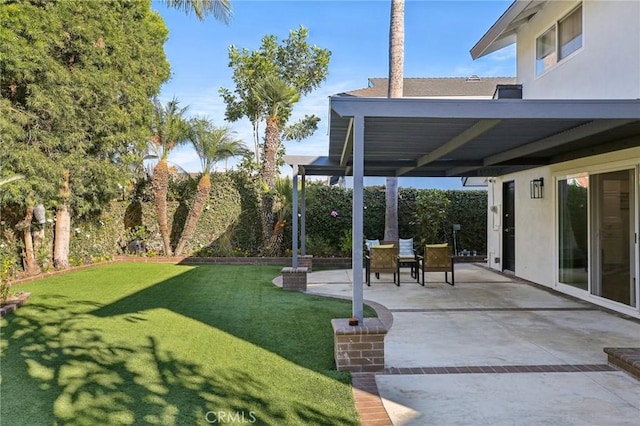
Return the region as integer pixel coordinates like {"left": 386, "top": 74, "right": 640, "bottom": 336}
{"left": 399, "top": 238, "right": 414, "bottom": 257}
{"left": 365, "top": 239, "right": 380, "bottom": 250}
{"left": 426, "top": 243, "right": 448, "bottom": 248}
{"left": 373, "top": 244, "right": 394, "bottom": 249}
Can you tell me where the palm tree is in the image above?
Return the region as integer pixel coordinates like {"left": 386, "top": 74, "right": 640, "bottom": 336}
{"left": 253, "top": 75, "right": 299, "bottom": 191}
{"left": 384, "top": 0, "right": 405, "bottom": 242}
{"left": 175, "top": 118, "right": 246, "bottom": 256}
{"left": 262, "top": 175, "right": 298, "bottom": 256}
{"left": 253, "top": 76, "right": 299, "bottom": 254}
{"left": 150, "top": 97, "right": 190, "bottom": 256}
{"left": 164, "top": 0, "right": 232, "bottom": 23}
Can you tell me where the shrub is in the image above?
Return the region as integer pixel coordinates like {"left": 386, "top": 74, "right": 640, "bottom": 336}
{"left": 413, "top": 189, "right": 451, "bottom": 246}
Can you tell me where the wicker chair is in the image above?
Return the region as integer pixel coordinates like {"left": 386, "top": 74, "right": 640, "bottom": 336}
{"left": 417, "top": 244, "right": 454, "bottom": 286}
{"left": 365, "top": 240, "right": 400, "bottom": 286}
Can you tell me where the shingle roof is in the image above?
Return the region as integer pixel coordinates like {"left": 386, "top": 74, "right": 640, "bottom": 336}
{"left": 343, "top": 76, "right": 517, "bottom": 98}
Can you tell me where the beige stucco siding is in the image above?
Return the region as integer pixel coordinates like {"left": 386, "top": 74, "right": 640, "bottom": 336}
{"left": 486, "top": 145, "right": 640, "bottom": 291}
{"left": 516, "top": 0, "right": 640, "bottom": 99}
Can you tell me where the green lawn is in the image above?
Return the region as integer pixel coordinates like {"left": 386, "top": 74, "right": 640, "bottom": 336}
{"left": 1, "top": 263, "right": 375, "bottom": 425}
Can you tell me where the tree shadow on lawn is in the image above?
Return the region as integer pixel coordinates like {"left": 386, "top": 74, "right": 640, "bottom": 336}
{"left": 1, "top": 266, "right": 361, "bottom": 425}
{"left": 91, "top": 265, "right": 359, "bottom": 376}
{"left": 1, "top": 296, "right": 277, "bottom": 425}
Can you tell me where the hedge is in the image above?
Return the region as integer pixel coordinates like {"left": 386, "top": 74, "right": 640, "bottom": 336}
{"left": 0, "top": 174, "right": 488, "bottom": 279}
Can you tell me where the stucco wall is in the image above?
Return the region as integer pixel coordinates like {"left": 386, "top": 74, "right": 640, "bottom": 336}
{"left": 487, "top": 146, "right": 640, "bottom": 291}
{"left": 516, "top": 0, "right": 640, "bottom": 99}
{"left": 486, "top": 168, "right": 555, "bottom": 287}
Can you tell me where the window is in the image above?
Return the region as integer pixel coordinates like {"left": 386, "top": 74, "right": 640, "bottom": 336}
{"left": 536, "top": 4, "right": 583, "bottom": 75}
{"left": 536, "top": 27, "right": 557, "bottom": 75}
{"left": 559, "top": 5, "right": 582, "bottom": 59}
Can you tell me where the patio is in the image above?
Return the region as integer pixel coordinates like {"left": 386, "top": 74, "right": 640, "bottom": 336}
{"left": 297, "top": 264, "right": 640, "bottom": 425}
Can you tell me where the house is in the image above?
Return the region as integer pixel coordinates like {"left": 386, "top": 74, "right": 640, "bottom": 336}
{"left": 286, "top": 0, "right": 640, "bottom": 321}
{"left": 473, "top": 0, "right": 640, "bottom": 318}
{"left": 344, "top": 76, "right": 517, "bottom": 99}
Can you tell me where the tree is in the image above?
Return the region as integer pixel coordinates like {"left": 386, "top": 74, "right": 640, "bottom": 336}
{"left": 252, "top": 76, "right": 300, "bottom": 253}
{"left": 219, "top": 26, "right": 330, "bottom": 252}
{"left": 219, "top": 26, "right": 330, "bottom": 166}
{"left": 253, "top": 76, "right": 299, "bottom": 190}
{"left": 1, "top": 0, "right": 170, "bottom": 270}
{"left": 175, "top": 118, "right": 246, "bottom": 256}
{"left": 149, "top": 98, "right": 191, "bottom": 256}
{"left": 384, "top": 0, "right": 405, "bottom": 242}
{"left": 164, "top": 0, "right": 232, "bottom": 23}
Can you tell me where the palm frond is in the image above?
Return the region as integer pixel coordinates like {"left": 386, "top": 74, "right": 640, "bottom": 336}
{"left": 0, "top": 174, "right": 25, "bottom": 188}
{"left": 164, "top": 0, "right": 232, "bottom": 23}
{"left": 253, "top": 76, "right": 299, "bottom": 118}
{"left": 150, "top": 97, "right": 191, "bottom": 160}
{"left": 188, "top": 117, "right": 247, "bottom": 173}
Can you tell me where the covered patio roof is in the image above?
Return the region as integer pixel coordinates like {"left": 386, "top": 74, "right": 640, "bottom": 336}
{"left": 287, "top": 97, "right": 640, "bottom": 178}
{"left": 284, "top": 96, "right": 640, "bottom": 323}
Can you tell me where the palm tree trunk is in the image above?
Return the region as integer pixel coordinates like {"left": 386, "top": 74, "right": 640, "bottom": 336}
{"left": 260, "top": 116, "right": 280, "bottom": 252}
{"left": 22, "top": 204, "right": 41, "bottom": 276}
{"left": 260, "top": 193, "right": 275, "bottom": 254}
{"left": 151, "top": 158, "right": 173, "bottom": 256}
{"left": 261, "top": 116, "right": 279, "bottom": 191}
{"left": 264, "top": 218, "right": 285, "bottom": 256}
{"left": 388, "top": 0, "right": 405, "bottom": 98}
{"left": 384, "top": 0, "right": 404, "bottom": 241}
{"left": 384, "top": 176, "right": 399, "bottom": 240}
{"left": 53, "top": 170, "right": 71, "bottom": 269}
{"left": 175, "top": 173, "right": 211, "bottom": 256}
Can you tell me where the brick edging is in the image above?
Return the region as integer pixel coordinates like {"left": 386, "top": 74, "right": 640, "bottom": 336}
{"left": 0, "top": 292, "right": 32, "bottom": 317}
{"left": 7, "top": 256, "right": 353, "bottom": 287}
{"left": 8, "top": 260, "right": 121, "bottom": 286}
{"left": 351, "top": 373, "right": 392, "bottom": 426}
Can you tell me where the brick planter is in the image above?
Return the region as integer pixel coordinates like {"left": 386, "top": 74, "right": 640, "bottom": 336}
{"left": 604, "top": 347, "right": 640, "bottom": 380}
{"left": 331, "top": 318, "right": 387, "bottom": 372}
{"left": 281, "top": 267, "right": 308, "bottom": 291}
{"left": 297, "top": 255, "right": 313, "bottom": 272}
{"left": 0, "top": 292, "right": 32, "bottom": 317}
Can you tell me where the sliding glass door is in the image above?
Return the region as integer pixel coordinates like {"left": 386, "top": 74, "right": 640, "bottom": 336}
{"left": 590, "top": 169, "right": 636, "bottom": 307}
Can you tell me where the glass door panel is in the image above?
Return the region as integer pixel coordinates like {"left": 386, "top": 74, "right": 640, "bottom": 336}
{"left": 591, "top": 169, "right": 636, "bottom": 307}
{"left": 558, "top": 177, "right": 588, "bottom": 289}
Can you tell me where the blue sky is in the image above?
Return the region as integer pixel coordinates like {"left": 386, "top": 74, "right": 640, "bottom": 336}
{"left": 154, "top": 0, "right": 516, "bottom": 189}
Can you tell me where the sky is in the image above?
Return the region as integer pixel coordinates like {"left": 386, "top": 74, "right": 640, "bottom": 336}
{"left": 154, "top": 0, "right": 516, "bottom": 189}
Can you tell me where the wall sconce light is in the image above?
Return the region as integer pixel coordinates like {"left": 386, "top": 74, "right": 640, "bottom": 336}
{"left": 530, "top": 177, "right": 544, "bottom": 199}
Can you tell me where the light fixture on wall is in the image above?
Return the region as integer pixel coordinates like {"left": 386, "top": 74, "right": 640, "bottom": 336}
{"left": 530, "top": 177, "right": 544, "bottom": 199}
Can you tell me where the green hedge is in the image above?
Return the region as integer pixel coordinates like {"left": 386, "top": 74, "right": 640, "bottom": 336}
{"left": 1, "top": 176, "right": 487, "bottom": 278}
{"left": 304, "top": 185, "right": 487, "bottom": 255}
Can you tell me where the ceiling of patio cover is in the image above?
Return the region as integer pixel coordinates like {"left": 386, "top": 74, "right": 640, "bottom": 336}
{"left": 289, "top": 97, "right": 640, "bottom": 178}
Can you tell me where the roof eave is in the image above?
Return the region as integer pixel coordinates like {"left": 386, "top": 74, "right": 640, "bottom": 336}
{"left": 471, "top": 1, "right": 541, "bottom": 60}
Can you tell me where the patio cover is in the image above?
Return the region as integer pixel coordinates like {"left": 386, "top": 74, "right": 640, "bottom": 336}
{"left": 293, "top": 97, "right": 640, "bottom": 179}
{"left": 285, "top": 96, "right": 640, "bottom": 321}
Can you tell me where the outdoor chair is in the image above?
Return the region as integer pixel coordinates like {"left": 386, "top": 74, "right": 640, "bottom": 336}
{"left": 365, "top": 239, "right": 380, "bottom": 251}
{"left": 365, "top": 241, "right": 400, "bottom": 286}
{"left": 417, "top": 244, "right": 454, "bottom": 286}
{"left": 398, "top": 237, "right": 419, "bottom": 282}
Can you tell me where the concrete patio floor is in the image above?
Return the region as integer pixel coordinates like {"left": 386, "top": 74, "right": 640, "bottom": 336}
{"left": 304, "top": 264, "right": 640, "bottom": 426}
